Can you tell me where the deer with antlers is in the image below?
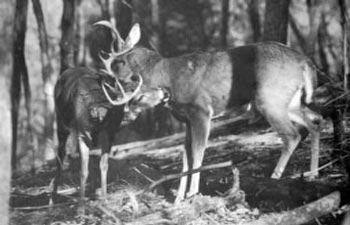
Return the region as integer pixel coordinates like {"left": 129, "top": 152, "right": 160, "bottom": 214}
{"left": 94, "top": 21, "right": 323, "bottom": 202}
{"left": 53, "top": 62, "right": 168, "bottom": 211}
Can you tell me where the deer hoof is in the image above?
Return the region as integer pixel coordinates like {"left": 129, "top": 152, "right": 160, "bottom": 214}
{"left": 271, "top": 172, "right": 282, "bottom": 179}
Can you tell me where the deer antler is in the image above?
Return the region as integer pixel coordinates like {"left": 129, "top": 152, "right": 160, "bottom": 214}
{"left": 94, "top": 20, "right": 124, "bottom": 51}
{"left": 98, "top": 51, "right": 114, "bottom": 75}
{"left": 102, "top": 73, "right": 143, "bottom": 106}
{"left": 95, "top": 20, "right": 138, "bottom": 75}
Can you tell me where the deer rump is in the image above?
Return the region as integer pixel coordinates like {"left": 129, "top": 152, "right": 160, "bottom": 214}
{"left": 54, "top": 67, "right": 125, "bottom": 207}
{"left": 160, "top": 43, "right": 322, "bottom": 200}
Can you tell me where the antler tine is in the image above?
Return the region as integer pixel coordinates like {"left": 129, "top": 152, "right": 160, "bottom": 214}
{"left": 110, "top": 39, "right": 117, "bottom": 54}
{"left": 102, "top": 74, "right": 143, "bottom": 106}
{"left": 98, "top": 51, "right": 113, "bottom": 75}
{"left": 94, "top": 20, "right": 125, "bottom": 52}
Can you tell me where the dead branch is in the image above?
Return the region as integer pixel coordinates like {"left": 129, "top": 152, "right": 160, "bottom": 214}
{"left": 139, "top": 161, "right": 232, "bottom": 194}
{"left": 242, "top": 191, "right": 342, "bottom": 225}
{"left": 90, "top": 111, "right": 252, "bottom": 158}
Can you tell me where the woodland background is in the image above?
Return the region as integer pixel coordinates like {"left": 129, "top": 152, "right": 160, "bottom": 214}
{"left": 0, "top": 0, "right": 349, "bottom": 224}
{"left": 6, "top": 0, "right": 348, "bottom": 173}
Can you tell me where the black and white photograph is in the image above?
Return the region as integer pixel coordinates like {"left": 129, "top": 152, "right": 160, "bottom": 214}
{"left": 1, "top": 0, "right": 350, "bottom": 224}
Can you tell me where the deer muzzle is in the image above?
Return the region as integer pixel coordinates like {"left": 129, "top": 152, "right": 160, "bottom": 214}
{"left": 102, "top": 73, "right": 143, "bottom": 106}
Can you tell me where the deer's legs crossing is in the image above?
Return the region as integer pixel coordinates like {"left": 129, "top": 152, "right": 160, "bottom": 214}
{"left": 175, "top": 105, "right": 212, "bottom": 202}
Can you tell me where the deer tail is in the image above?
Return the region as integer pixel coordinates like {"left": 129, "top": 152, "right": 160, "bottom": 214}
{"left": 302, "top": 63, "right": 316, "bottom": 104}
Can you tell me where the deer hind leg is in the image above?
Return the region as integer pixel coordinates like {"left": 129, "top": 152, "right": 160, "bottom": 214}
{"left": 288, "top": 106, "right": 322, "bottom": 179}
{"left": 258, "top": 103, "right": 301, "bottom": 179}
{"left": 287, "top": 85, "right": 322, "bottom": 179}
{"left": 175, "top": 125, "right": 191, "bottom": 204}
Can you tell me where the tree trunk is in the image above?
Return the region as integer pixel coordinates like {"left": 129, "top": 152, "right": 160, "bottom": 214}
{"left": 0, "top": 1, "right": 14, "bottom": 223}
{"left": 248, "top": 0, "right": 261, "bottom": 42}
{"left": 306, "top": 0, "right": 323, "bottom": 60}
{"left": 96, "top": 0, "right": 110, "bottom": 19}
{"left": 115, "top": 0, "right": 133, "bottom": 39}
{"left": 11, "top": 0, "right": 29, "bottom": 170}
{"left": 220, "top": 0, "right": 230, "bottom": 48}
{"left": 289, "top": 15, "right": 308, "bottom": 55}
{"left": 60, "top": 0, "right": 77, "bottom": 73}
{"left": 317, "top": 16, "right": 330, "bottom": 74}
{"left": 74, "top": 0, "right": 85, "bottom": 66}
{"left": 336, "top": 0, "right": 350, "bottom": 155}
{"left": 32, "top": 0, "right": 56, "bottom": 162}
{"left": 151, "top": 0, "right": 161, "bottom": 49}
{"left": 262, "top": 0, "right": 290, "bottom": 44}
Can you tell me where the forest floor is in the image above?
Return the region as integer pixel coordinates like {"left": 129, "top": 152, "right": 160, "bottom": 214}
{"left": 9, "top": 119, "right": 349, "bottom": 225}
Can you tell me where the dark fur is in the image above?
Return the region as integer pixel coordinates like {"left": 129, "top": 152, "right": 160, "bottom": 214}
{"left": 54, "top": 67, "right": 124, "bottom": 207}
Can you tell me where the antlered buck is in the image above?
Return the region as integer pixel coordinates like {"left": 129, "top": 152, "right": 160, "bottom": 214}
{"left": 54, "top": 66, "right": 167, "bottom": 210}
{"left": 95, "top": 21, "right": 323, "bottom": 202}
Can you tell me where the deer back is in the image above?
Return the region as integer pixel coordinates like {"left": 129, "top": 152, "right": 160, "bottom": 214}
{"left": 54, "top": 67, "right": 124, "bottom": 135}
{"left": 122, "top": 43, "right": 316, "bottom": 116}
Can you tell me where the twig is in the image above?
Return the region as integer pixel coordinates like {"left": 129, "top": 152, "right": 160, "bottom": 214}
{"left": 132, "top": 167, "right": 155, "bottom": 183}
{"left": 289, "top": 154, "right": 350, "bottom": 179}
{"left": 96, "top": 204, "right": 121, "bottom": 224}
{"left": 203, "top": 213, "right": 220, "bottom": 225}
{"left": 11, "top": 202, "right": 73, "bottom": 211}
{"left": 324, "top": 91, "right": 350, "bottom": 106}
{"left": 138, "top": 161, "right": 232, "bottom": 194}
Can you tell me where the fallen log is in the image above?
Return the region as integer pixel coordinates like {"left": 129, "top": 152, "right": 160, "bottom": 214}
{"left": 243, "top": 191, "right": 342, "bottom": 225}
{"left": 128, "top": 189, "right": 345, "bottom": 225}
{"left": 90, "top": 111, "right": 254, "bottom": 158}
{"left": 128, "top": 164, "right": 347, "bottom": 225}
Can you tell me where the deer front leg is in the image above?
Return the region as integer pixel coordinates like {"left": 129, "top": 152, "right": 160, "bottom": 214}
{"left": 78, "top": 135, "right": 89, "bottom": 214}
{"left": 175, "top": 122, "right": 191, "bottom": 204}
{"left": 187, "top": 106, "right": 212, "bottom": 198}
{"left": 175, "top": 105, "right": 212, "bottom": 203}
{"left": 98, "top": 131, "right": 112, "bottom": 199}
{"left": 53, "top": 128, "right": 69, "bottom": 195}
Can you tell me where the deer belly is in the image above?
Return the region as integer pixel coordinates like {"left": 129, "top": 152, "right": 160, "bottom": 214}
{"left": 208, "top": 81, "right": 252, "bottom": 116}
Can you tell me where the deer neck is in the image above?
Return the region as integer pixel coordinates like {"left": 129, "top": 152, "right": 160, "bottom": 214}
{"left": 128, "top": 47, "right": 170, "bottom": 88}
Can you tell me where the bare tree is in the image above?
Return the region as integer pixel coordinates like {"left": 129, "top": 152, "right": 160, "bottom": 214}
{"left": 74, "top": 0, "right": 86, "bottom": 65}
{"left": 289, "top": 0, "right": 323, "bottom": 63}
{"left": 115, "top": 0, "right": 133, "bottom": 39}
{"left": 11, "top": 0, "right": 31, "bottom": 170}
{"left": 0, "top": 1, "right": 14, "bottom": 223}
{"left": 60, "top": 0, "right": 78, "bottom": 73}
{"left": 32, "top": 0, "right": 56, "bottom": 161}
{"left": 337, "top": 0, "right": 350, "bottom": 154}
{"left": 220, "top": 0, "right": 230, "bottom": 48}
{"left": 151, "top": 0, "right": 161, "bottom": 49}
{"left": 96, "top": 0, "right": 111, "bottom": 19}
{"left": 262, "top": 0, "right": 291, "bottom": 43}
{"left": 248, "top": 0, "right": 261, "bottom": 42}
{"left": 306, "top": 0, "right": 323, "bottom": 59}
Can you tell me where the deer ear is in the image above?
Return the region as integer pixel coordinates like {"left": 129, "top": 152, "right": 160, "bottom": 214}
{"left": 124, "top": 23, "right": 141, "bottom": 48}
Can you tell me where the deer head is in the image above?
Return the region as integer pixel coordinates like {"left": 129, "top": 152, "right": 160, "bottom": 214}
{"left": 94, "top": 21, "right": 142, "bottom": 81}
{"left": 94, "top": 21, "right": 142, "bottom": 106}
{"left": 94, "top": 21, "right": 140, "bottom": 74}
